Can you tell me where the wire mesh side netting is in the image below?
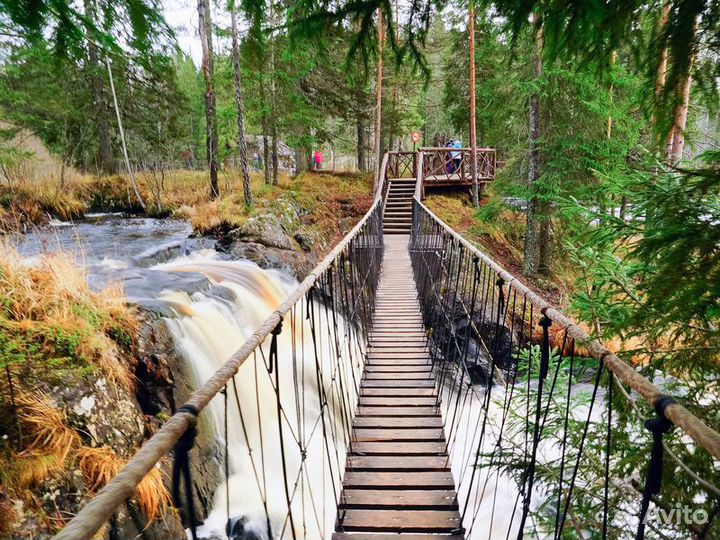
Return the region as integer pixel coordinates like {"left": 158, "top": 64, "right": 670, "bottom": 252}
{"left": 410, "top": 198, "right": 720, "bottom": 540}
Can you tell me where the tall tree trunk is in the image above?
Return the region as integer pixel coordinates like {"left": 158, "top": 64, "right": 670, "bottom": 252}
{"left": 523, "top": 13, "right": 544, "bottom": 277}
{"left": 390, "top": 0, "right": 400, "bottom": 151}
{"left": 83, "top": 0, "right": 114, "bottom": 173}
{"left": 373, "top": 9, "right": 385, "bottom": 193}
{"left": 669, "top": 69, "right": 693, "bottom": 163}
{"left": 357, "top": 116, "right": 366, "bottom": 172}
{"left": 106, "top": 59, "right": 145, "bottom": 211}
{"left": 469, "top": 1, "right": 479, "bottom": 207}
{"left": 230, "top": 3, "right": 252, "bottom": 207}
{"left": 269, "top": 6, "right": 279, "bottom": 186}
{"left": 654, "top": 2, "right": 674, "bottom": 159}
{"left": 295, "top": 144, "right": 308, "bottom": 174}
{"left": 260, "top": 74, "right": 271, "bottom": 185}
{"left": 606, "top": 50, "right": 616, "bottom": 140}
{"left": 197, "top": 0, "right": 220, "bottom": 198}
{"left": 669, "top": 18, "right": 698, "bottom": 164}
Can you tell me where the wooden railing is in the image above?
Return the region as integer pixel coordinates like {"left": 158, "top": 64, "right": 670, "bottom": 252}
{"left": 382, "top": 148, "right": 496, "bottom": 200}
{"left": 420, "top": 146, "right": 496, "bottom": 186}
{"left": 386, "top": 151, "right": 417, "bottom": 179}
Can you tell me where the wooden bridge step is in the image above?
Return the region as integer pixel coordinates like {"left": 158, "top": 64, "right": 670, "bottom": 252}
{"left": 361, "top": 388, "right": 436, "bottom": 397}
{"left": 358, "top": 394, "right": 436, "bottom": 404}
{"left": 361, "top": 380, "right": 435, "bottom": 388}
{"left": 357, "top": 406, "right": 438, "bottom": 417}
{"left": 364, "top": 365, "right": 432, "bottom": 372}
{"left": 334, "top": 533, "right": 462, "bottom": 540}
{"left": 370, "top": 333, "right": 427, "bottom": 344}
{"left": 339, "top": 489, "right": 457, "bottom": 510}
{"left": 350, "top": 441, "right": 446, "bottom": 455}
{"left": 354, "top": 417, "right": 443, "bottom": 428}
{"left": 365, "top": 362, "right": 431, "bottom": 368}
{"left": 338, "top": 509, "right": 461, "bottom": 533}
{"left": 365, "top": 352, "right": 429, "bottom": 358}
{"left": 343, "top": 471, "right": 455, "bottom": 489}
{"left": 353, "top": 428, "right": 444, "bottom": 441}
{"left": 363, "top": 373, "right": 433, "bottom": 381}
{"left": 346, "top": 455, "right": 449, "bottom": 471}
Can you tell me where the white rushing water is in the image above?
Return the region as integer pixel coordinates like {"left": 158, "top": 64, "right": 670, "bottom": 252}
{"left": 157, "top": 256, "right": 363, "bottom": 540}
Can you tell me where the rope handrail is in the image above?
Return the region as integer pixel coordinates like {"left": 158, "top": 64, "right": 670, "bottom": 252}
{"left": 412, "top": 196, "right": 720, "bottom": 462}
{"left": 54, "top": 191, "right": 386, "bottom": 540}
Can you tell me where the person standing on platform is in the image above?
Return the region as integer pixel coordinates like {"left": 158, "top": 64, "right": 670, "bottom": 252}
{"left": 313, "top": 150, "right": 324, "bottom": 171}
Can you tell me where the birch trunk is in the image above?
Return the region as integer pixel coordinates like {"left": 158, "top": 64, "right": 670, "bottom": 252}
{"left": 230, "top": 4, "right": 252, "bottom": 206}
{"left": 197, "top": 0, "right": 220, "bottom": 198}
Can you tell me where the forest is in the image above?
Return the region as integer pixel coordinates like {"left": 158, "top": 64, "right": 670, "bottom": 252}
{"left": 0, "top": 0, "right": 719, "bottom": 539}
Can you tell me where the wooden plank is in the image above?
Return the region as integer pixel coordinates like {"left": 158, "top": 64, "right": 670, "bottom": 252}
{"left": 366, "top": 352, "right": 429, "bottom": 358}
{"left": 339, "top": 489, "right": 457, "bottom": 510}
{"left": 364, "top": 362, "right": 431, "bottom": 369}
{"left": 358, "top": 397, "right": 437, "bottom": 407}
{"left": 337, "top": 509, "right": 461, "bottom": 533}
{"left": 368, "top": 346, "right": 428, "bottom": 353}
{"left": 346, "top": 455, "right": 449, "bottom": 471}
{"left": 370, "top": 335, "right": 425, "bottom": 340}
{"left": 350, "top": 441, "right": 446, "bottom": 455}
{"left": 334, "top": 533, "right": 462, "bottom": 540}
{"left": 363, "top": 373, "right": 433, "bottom": 380}
{"left": 371, "top": 332, "right": 424, "bottom": 337}
{"left": 343, "top": 471, "right": 455, "bottom": 489}
{"left": 353, "top": 416, "right": 443, "bottom": 428}
{"left": 357, "top": 406, "right": 438, "bottom": 417}
{"left": 353, "top": 428, "right": 444, "bottom": 441}
{"left": 361, "top": 388, "right": 435, "bottom": 397}
{"left": 364, "top": 364, "right": 432, "bottom": 372}
{"left": 362, "top": 380, "right": 435, "bottom": 388}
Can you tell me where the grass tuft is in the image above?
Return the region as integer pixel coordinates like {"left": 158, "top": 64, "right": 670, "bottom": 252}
{"left": 78, "top": 446, "right": 172, "bottom": 524}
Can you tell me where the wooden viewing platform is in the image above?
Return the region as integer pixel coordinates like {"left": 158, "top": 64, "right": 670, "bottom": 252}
{"left": 333, "top": 235, "right": 463, "bottom": 540}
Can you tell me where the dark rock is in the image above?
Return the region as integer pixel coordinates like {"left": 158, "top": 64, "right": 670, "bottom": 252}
{"left": 135, "top": 309, "right": 222, "bottom": 525}
{"left": 218, "top": 240, "right": 314, "bottom": 280}
{"left": 136, "top": 313, "right": 178, "bottom": 418}
{"left": 294, "top": 232, "right": 314, "bottom": 252}
{"left": 227, "top": 516, "right": 264, "bottom": 540}
{"left": 123, "top": 268, "right": 212, "bottom": 306}
{"left": 58, "top": 375, "right": 145, "bottom": 453}
{"left": 134, "top": 236, "right": 219, "bottom": 267}
{"left": 230, "top": 217, "right": 298, "bottom": 251}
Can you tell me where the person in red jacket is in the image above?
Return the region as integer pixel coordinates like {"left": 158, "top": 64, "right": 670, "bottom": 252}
{"left": 313, "top": 150, "right": 324, "bottom": 171}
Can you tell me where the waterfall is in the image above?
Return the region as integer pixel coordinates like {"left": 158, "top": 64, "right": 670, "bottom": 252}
{"left": 156, "top": 257, "right": 362, "bottom": 540}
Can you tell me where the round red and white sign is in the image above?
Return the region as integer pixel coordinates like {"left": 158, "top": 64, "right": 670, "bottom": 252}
{"left": 411, "top": 131, "right": 421, "bottom": 143}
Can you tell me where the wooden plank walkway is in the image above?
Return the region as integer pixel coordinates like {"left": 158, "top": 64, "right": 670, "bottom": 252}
{"left": 334, "top": 235, "right": 463, "bottom": 540}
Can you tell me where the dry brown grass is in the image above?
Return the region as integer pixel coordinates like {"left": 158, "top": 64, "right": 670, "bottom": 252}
{"left": 0, "top": 242, "right": 137, "bottom": 390}
{"left": 3, "top": 393, "right": 79, "bottom": 498}
{"left": 78, "top": 446, "right": 172, "bottom": 524}
{"left": 3, "top": 392, "right": 172, "bottom": 527}
{"left": 2, "top": 167, "right": 373, "bottom": 243}
{"left": 18, "top": 393, "right": 81, "bottom": 465}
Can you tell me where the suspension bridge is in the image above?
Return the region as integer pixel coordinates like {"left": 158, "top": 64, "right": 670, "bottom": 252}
{"left": 54, "top": 150, "right": 720, "bottom": 540}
